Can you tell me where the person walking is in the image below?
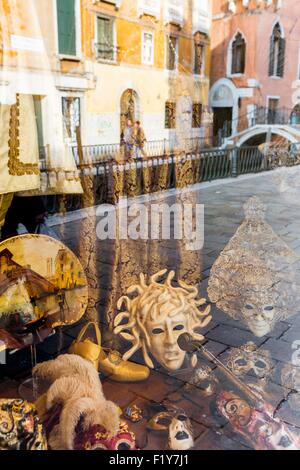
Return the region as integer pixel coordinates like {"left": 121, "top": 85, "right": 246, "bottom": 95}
{"left": 121, "top": 119, "right": 134, "bottom": 161}
{"left": 133, "top": 121, "right": 146, "bottom": 160}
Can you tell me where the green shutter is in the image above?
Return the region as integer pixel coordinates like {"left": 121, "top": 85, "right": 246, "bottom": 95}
{"left": 57, "top": 0, "right": 76, "bottom": 56}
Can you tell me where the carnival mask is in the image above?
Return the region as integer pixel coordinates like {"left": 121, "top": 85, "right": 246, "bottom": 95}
{"left": 168, "top": 414, "right": 194, "bottom": 451}
{"left": 74, "top": 421, "right": 138, "bottom": 450}
{"left": 226, "top": 342, "right": 273, "bottom": 379}
{"left": 184, "top": 364, "right": 219, "bottom": 396}
{"left": 147, "top": 408, "right": 194, "bottom": 450}
{"left": 114, "top": 270, "right": 211, "bottom": 371}
{"left": 208, "top": 197, "right": 299, "bottom": 338}
{"left": 217, "top": 390, "right": 300, "bottom": 450}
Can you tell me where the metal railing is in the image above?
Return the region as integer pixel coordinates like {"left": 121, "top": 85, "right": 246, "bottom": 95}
{"left": 218, "top": 106, "right": 300, "bottom": 145}
{"left": 95, "top": 42, "right": 119, "bottom": 61}
{"left": 69, "top": 137, "right": 209, "bottom": 164}
{"left": 40, "top": 141, "right": 300, "bottom": 214}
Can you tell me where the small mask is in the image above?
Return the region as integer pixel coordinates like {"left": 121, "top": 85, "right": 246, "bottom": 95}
{"left": 226, "top": 342, "right": 274, "bottom": 379}
{"left": 167, "top": 413, "right": 194, "bottom": 451}
{"left": 184, "top": 364, "right": 219, "bottom": 396}
{"left": 147, "top": 408, "right": 194, "bottom": 450}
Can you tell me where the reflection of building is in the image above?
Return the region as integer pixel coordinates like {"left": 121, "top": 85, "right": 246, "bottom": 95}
{"left": 0, "top": 249, "right": 56, "bottom": 298}
{"left": 210, "top": 0, "right": 300, "bottom": 146}
{"left": 51, "top": 249, "right": 84, "bottom": 289}
{"left": 1, "top": 1, "right": 212, "bottom": 149}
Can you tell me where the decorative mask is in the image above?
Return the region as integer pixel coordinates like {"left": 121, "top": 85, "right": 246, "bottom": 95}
{"left": 281, "top": 364, "right": 300, "bottom": 411}
{"left": 147, "top": 408, "right": 194, "bottom": 450}
{"left": 168, "top": 414, "right": 194, "bottom": 451}
{"left": 114, "top": 269, "right": 211, "bottom": 371}
{"left": 208, "top": 197, "right": 299, "bottom": 337}
{"left": 184, "top": 364, "right": 219, "bottom": 396}
{"left": 217, "top": 390, "right": 299, "bottom": 450}
{"left": 74, "top": 421, "right": 138, "bottom": 450}
{"left": 226, "top": 342, "right": 274, "bottom": 379}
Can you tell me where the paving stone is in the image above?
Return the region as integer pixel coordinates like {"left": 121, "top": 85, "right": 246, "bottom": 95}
{"left": 206, "top": 324, "right": 266, "bottom": 348}
{"left": 259, "top": 338, "right": 295, "bottom": 364}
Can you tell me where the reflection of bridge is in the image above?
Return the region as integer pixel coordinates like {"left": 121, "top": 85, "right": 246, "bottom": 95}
{"left": 216, "top": 106, "right": 300, "bottom": 147}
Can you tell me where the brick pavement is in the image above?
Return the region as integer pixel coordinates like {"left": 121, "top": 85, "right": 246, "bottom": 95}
{"left": 1, "top": 167, "right": 300, "bottom": 449}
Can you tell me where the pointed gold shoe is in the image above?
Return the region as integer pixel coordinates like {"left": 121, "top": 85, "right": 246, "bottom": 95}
{"left": 99, "top": 348, "right": 150, "bottom": 382}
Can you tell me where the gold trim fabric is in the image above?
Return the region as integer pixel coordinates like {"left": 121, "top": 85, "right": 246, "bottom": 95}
{"left": 0, "top": 95, "right": 40, "bottom": 194}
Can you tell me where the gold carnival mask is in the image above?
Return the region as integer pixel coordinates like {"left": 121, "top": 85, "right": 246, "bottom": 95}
{"left": 114, "top": 269, "right": 211, "bottom": 371}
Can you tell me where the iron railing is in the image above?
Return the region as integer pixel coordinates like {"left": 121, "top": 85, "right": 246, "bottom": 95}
{"left": 41, "top": 142, "right": 300, "bottom": 214}
{"left": 217, "top": 105, "right": 300, "bottom": 145}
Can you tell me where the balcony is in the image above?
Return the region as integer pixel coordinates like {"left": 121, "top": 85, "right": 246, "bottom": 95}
{"left": 138, "top": 0, "right": 161, "bottom": 18}
{"left": 95, "top": 42, "right": 119, "bottom": 62}
{"left": 164, "top": 0, "right": 184, "bottom": 27}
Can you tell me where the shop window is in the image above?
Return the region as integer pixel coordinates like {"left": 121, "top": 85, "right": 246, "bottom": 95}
{"left": 166, "top": 35, "right": 178, "bottom": 70}
{"left": 269, "top": 23, "right": 285, "bottom": 77}
{"left": 96, "top": 16, "right": 115, "bottom": 61}
{"left": 62, "top": 97, "right": 81, "bottom": 142}
{"left": 165, "top": 101, "right": 176, "bottom": 128}
{"left": 231, "top": 32, "right": 246, "bottom": 75}
{"left": 192, "top": 103, "right": 202, "bottom": 128}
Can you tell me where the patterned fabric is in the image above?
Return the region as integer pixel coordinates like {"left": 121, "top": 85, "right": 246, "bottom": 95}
{"left": 0, "top": 96, "right": 40, "bottom": 195}
{"left": 0, "top": 399, "right": 47, "bottom": 450}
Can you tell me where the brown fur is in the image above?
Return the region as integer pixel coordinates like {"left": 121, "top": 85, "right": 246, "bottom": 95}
{"left": 33, "top": 354, "right": 120, "bottom": 450}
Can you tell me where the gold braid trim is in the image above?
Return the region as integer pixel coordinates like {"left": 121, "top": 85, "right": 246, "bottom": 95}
{"left": 8, "top": 94, "right": 39, "bottom": 176}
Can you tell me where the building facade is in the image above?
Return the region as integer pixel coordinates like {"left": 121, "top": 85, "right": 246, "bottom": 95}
{"left": 210, "top": 0, "right": 300, "bottom": 145}
{"left": 0, "top": 0, "right": 212, "bottom": 155}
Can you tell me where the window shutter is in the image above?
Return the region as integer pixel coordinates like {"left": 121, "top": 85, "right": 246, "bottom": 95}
{"left": 277, "top": 37, "right": 286, "bottom": 77}
{"left": 232, "top": 43, "right": 237, "bottom": 74}
{"left": 268, "top": 35, "right": 275, "bottom": 76}
{"left": 240, "top": 42, "right": 246, "bottom": 73}
{"left": 57, "top": 0, "right": 76, "bottom": 56}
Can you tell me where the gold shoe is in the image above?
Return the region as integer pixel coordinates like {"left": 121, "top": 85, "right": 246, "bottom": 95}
{"left": 99, "top": 348, "right": 150, "bottom": 382}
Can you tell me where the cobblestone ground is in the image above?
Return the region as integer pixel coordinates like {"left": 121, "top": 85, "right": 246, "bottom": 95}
{"left": 2, "top": 166, "right": 300, "bottom": 450}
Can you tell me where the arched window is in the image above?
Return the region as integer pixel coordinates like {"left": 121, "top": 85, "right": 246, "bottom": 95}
{"left": 269, "top": 23, "right": 285, "bottom": 77}
{"left": 231, "top": 32, "right": 246, "bottom": 74}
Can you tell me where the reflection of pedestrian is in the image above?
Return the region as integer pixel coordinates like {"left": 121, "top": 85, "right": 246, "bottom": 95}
{"left": 133, "top": 121, "right": 146, "bottom": 159}
{"left": 121, "top": 119, "right": 134, "bottom": 160}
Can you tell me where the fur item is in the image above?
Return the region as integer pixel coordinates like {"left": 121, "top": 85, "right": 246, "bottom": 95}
{"left": 33, "top": 354, "right": 120, "bottom": 450}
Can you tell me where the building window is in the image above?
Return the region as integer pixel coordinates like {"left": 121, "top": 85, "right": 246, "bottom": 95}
{"left": 33, "top": 96, "right": 44, "bottom": 149}
{"left": 269, "top": 23, "right": 285, "bottom": 77}
{"left": 165, "top": 101, "right": 176, "bottom": 128}
{"left": 267, "top": 97, "right": 279, "bottom": 124}
{"left": 166, "top": 35, "right": 178, "bottom": 70}
{"left": 142, "top": 31, "right": 154, "bottom": 65}
{"left": 194, "top": 32, "right": 206, "bottom": 75}
{"left": 56, "top": 0, "right": 78, "bottom": 57}
{"left": 96, "top": 16, "right": 115, "bottom": 61}
{"left": 192, "top": 103, "right": 202, "bottom": 128}
{"left": 231, "top": 32, "right": 246, "bottom": 74}
{"left": 62, "top": 97, "right": 81, "bottom": 142}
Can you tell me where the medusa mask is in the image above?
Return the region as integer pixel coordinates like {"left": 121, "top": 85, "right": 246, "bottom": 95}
{"left": 114, "top": 270, "right": 211, "bottom": 371}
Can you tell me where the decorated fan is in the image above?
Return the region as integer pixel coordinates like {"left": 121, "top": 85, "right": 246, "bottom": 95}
{"left": 0, "top": 234, "right": 88, "bottom": 350}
